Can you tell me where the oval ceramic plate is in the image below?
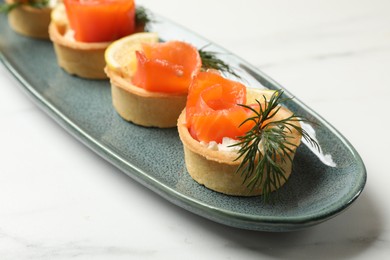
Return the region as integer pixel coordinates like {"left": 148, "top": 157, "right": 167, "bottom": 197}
{"left": 0, "top": 12, "right": 366, "bottom": 232}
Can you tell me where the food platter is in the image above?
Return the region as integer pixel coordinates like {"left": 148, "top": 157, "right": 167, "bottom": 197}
{"left": 0, "top": 12, "right": 366, "bottom": 232}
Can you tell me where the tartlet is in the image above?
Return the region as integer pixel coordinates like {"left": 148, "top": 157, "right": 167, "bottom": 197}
{"left": 105, "top": 35, "right": 201, "bottom": 128}
{"left": 6, "top": 0, "right": 53, "bottom": 39}
{"left": 106, "top": 68, "right": 188, "bottom": 128}
{"left": 177, "top": 88, "right": 302, "bottom": 196}
{"left": 49, "top": 0, "right": 138, "bottom": 79}
{"left": 49, "top": 3, "right": 110, "bottom": 79}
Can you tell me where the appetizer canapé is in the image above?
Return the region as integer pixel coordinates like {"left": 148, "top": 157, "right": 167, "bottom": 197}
{"left": 178, "top": 71, "right": 316, "bottom": 197}
{"left": 1, "top": 0, "right": 56, "bottom": 39}
{"left": 49, "top": 0, "right": 142, "bottom": 79}
{"left": 105, "top": 33, "right": 202, "bottom": 127}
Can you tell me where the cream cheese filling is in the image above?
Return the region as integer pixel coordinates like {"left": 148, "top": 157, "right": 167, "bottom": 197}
{"left": 200, "top": 137, "right": 241, "bottom": 152}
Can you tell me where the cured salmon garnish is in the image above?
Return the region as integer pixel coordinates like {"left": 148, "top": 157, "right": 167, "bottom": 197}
{"left": 185, "top": 71, "right": 256, "bottom": 143}
{"left": 132, "top": 41, "right": 202, "bottom": 94}
{"left": 63, "top": 0, "right": 136, "bottom": 42}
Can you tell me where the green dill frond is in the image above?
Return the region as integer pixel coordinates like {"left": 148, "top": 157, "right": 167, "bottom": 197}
{"left": 0, "top": 2, "right": 20, "bottom": 13}
{"left": 30, "top": 0, "right": 49, "bottom": 9}
{"left": 198, "top": 47, "right": 241, "bottom": 79}
{"left": 1, "top": 0, "right": 49, "bottom": 13}
{"left": 231, "top": 89, "right": 319, "bottom": 202}
{"left": 136, "top": 6, "right": 154, "bottom": 30}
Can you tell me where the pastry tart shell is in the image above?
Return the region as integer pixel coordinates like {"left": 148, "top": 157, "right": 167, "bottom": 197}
{"left": 7, "top": 1, "right": 51, "bottom": 39}
{"left": 49, "top": 20, "right": 109, "bottom": 79}
{"left": 106, "top": 68, "right": 187, "bottom": 128}
{"left": 177, "top": 105, "right": 302, "bottom": 196}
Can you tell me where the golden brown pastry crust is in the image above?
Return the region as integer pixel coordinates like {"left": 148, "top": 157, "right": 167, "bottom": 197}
{"left": 106, "top": 68, "right": 187, "bottom": 128}
{"left": 177, "top": 91, "right": 302, "bottom": 196}
{"left": 48, "top": 4, "right": 110, "bottom": 79}
{"left": 7, "top": 0, "right": 51, "bottom": 39}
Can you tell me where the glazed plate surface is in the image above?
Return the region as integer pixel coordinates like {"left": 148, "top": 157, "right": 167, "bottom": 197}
{"left": 0, "top": 13, "right": 366, "bottom": 231}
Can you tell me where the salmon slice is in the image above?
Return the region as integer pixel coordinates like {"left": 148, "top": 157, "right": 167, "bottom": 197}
{"left": 132, "top": 41, "right": 201, "bottom": 94}
{"left": 186, "top": 71, "right": 256, "bottom": 143}
{"left": 64, "top": 0, "right": 136, "bottom": 43}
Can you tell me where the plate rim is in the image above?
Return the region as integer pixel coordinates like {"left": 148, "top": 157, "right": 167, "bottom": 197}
{"left": 0, "top": 14, "right": 367, "bottom": 231}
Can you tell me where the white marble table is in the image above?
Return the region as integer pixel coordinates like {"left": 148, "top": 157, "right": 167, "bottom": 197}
{"left": 1, "top": 0, "right": 389, "bottom": 258}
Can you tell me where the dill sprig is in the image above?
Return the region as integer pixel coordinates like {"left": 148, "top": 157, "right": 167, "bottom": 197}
{"left": 0, "top": 0, "right": 49, "bottom": 13}
{"left": 0, "top": 1, "right": 20, "bottom": 13}
{"left": 135, "top": 6, "right": 154, "bottom": 30}
{"left": 232, "top": 90, "right": 319, "bottom": 201}
{"left": 198, "top": 47, "right": 241, "bottom": 79}
{"left": 29, "top": 0, "right": 49, "bottom": 9}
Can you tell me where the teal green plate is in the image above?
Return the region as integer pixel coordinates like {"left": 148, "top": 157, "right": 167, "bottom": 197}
{"left": 0, "top": 12, "right": 366, "bottom": 232}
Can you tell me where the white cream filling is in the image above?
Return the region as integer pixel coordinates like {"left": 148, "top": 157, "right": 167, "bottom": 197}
{"left": 200, "top": 137, "right": 241, "bottom": 152}
{"left": 64, "top": 29, "right": 76, "bottom": 42}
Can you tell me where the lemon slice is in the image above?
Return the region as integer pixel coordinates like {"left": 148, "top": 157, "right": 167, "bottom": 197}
{"left": 105, "top": 32, "right": 159, "bottom": 76}
{"left": 246, "top": 88, "right": 276, "bottom": 104}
